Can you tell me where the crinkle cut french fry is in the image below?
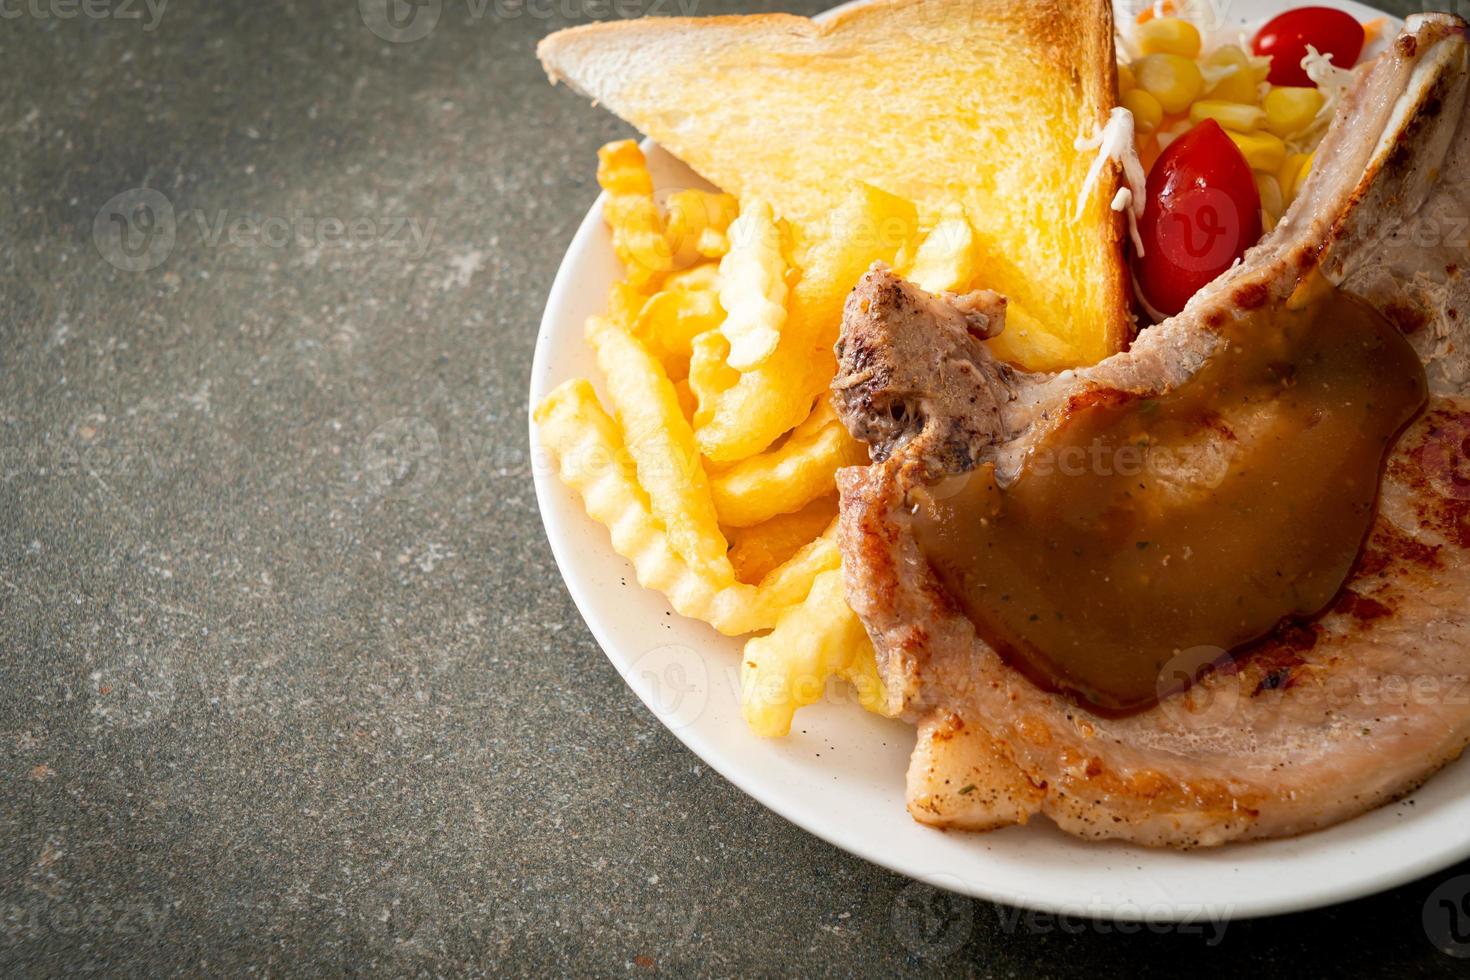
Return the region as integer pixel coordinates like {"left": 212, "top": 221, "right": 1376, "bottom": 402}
{"left": 695, "top": 182, "right": 919, "bottom": 463}
{"left": 842, "top": 637, "right": 898, "bottom": 719}
{"left": 665, "top": 189, "right": 739, "bottom": 264}
{"left": 726, "top": 495, "right": 838, "bottom": 584}
{"left": 597, "top": 140, "right": 675, "bottom": 288}
{"left": 634, "top": 280, "right": 724, "bottom": 379}
{"left": 903, "top": 210, "right": 980, "bottom": 295}
{"left": 710, "top": 415, "right": 867, "bottom": 528}
{"left": 606, "top": 280, "right": 650, "bottom": 331}
{"left": 688, "top": 330, "right": 739, "bottom": 431}
{"left": 721, "top": 524, "right": 839, "bottom": 633}
{"left": 718, "top": 198, "right": 788, "bottom": 371}
{"left": 533, "top": 380, "right": 837, "bottom": 636}
{"left": 587, "top": 318, "right": 733, "bottom": 586}
{"left": 673, "top": 378, "right": 697, "bottom": 423}
{"left": 740, "top": 567, "right": 872, "bottom": 737}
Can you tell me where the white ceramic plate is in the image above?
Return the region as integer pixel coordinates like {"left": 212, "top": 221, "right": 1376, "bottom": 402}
{"left": 530, "top": 0, "right": 1470, "bottom": 920}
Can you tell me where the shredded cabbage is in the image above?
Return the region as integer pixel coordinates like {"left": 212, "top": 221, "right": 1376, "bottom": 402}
{"left": 1076, "top": 108, "right": 1149, "bottom": 256}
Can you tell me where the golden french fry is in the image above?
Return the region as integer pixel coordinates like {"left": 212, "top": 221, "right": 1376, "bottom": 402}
{"left": 841, "top": 639, "right": 897, "bottom": 719}
{"left": 665, "top": 189, "right": 739, "bottom": 264}
{"left": 904, "top": 210, "right": 980, "bottom": 294}
{"left": 608, "top": 280, "right": 655, "bottom": 331}
{"left": 726, "top": 495, "right": 839, "bottom": 584}
{"left": 664, "top": 262, "right": 721, "bottom": 293}
{"left": 587, "top": 318, "right": 734, "bottom": 586}
{"left": 740, "top": 567, "right": 873, "bottom": 737}
{"left": 695, "top": 182, "right": 919, "bottom": 462}
{"left": 688, "top": 330, "right": 740, "bottom": 431}
{"left": 634, "top": 283, "right": 724, "bottom": 378}
{"left": 718, "top": 198, "right": 788, "bottom": 371}
{"left": 710, "top": 417, "right": 867, "bottom": 528}
{"left": 673, "top": 378, "right": 697, "bottom": 423}
{"left": 534, "top": 380, "right": 838, "bottom": 636}
{"left": 597, "top": 141, "right": 675, "bottom": 288}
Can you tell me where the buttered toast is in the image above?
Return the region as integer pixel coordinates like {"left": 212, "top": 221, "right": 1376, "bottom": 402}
{"left": 538, "top": 0, "right": 1131, "bottom": 370}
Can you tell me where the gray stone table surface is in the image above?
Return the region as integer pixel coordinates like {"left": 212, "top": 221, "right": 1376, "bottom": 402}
{"left": 3, "top": 0, "right": 1469, "bottom": 974}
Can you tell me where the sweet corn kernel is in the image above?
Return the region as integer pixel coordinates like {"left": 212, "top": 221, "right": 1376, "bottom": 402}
{"left": 1136, "top": 17, "right": 1202, "bottom": 59}
{"left": 1290, "top": 153, "right": 1314, "bottom": 199}
{"left": 1122, "top": 89, "right": 1165, "bottom": 134}
{"left": 1277, "top": 152, "right": 1313, "bottom": 202}
{"left": 1203, "top": 45, "right": 1263, "bottom": 104}
{"left": 1118, "top": 61, "right": 1136, "bottom": 95}
{"left": 1135, "top": 53, "right": 1205, "bottom": 114}
{"left": 1263, "top": 86, "right": 1327, "bottom": 138}
{"left": 1138, "top": 133, "right": 1163, "bottom": 173}
{"left": 1189, "top": 100, "right": 1267, "bottom": 132}
{"left": 1226, "top": 130, "right": 1287, "bottom": 172}
{"left": 1254, "top": 172, "right": 1284, "bottom": 217}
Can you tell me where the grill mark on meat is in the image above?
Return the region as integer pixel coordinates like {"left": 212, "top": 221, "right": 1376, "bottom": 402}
{"left": 1393, "top": 406, "right": 1470, "bottom": 548}
{"left": 1386, "top": 301, "right": 1430, "bottom": 334}
{"left": 1355, "top": 521, "right": 1445, "bottom": 577}
{"left": 1333, "top": 590, "right": 1395, "bottom": 622}
{"left": 1232, "top": 280, "right": 1270, "bottom": 310}
{"left": 833, "top": 15, "right": 1470, "bottom": 846}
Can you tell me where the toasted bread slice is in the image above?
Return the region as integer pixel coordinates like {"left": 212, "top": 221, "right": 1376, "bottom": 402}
{"left": 539, "top": 0, "right": 1130, "bottom": 370}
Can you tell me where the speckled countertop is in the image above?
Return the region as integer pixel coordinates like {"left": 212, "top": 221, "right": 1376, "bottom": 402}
{"left": 2, "top": 0, "right": 1468, "bottom": 974}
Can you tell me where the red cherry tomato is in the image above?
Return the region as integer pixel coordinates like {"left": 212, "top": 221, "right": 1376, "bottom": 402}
{"left": 1251, "top": 6, "right": 1365, "bottom": 87}
{"left": 1135, "top": 120, "right": 1262, "bottom": 318}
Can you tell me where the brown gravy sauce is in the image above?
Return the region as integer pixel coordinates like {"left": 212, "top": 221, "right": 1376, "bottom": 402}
{"left": 909, "top": 290, "right": 1427, "bottom": 716}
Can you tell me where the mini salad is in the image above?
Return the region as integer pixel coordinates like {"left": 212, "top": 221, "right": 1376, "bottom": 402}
{"left": 1119, "top": 4, "right": 1382, "bottom": 315}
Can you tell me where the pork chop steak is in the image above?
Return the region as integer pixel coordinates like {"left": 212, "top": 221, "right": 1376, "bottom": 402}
{"left": 833, "top": 14, "right": 1470, "bottom": 847}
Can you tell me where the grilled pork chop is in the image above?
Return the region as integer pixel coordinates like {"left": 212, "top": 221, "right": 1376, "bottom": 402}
{"left": 833, "top": 14, "right": 1470, "bottom": 847}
